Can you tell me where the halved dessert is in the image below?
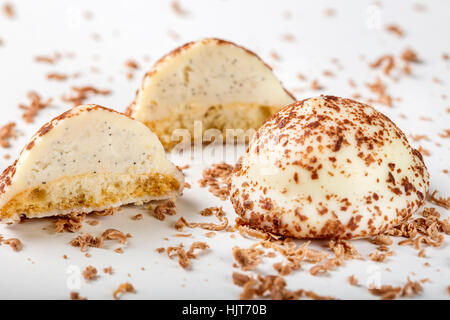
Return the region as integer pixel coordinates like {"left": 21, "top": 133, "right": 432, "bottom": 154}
{"left": 126, "top": 38, "right": 295, "bottom": 150}
{"left": 0, "top": 104, "right": 184, "bottom": 222}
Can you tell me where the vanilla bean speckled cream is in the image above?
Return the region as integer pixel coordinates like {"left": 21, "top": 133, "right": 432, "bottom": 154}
{"left": 0, "top": 104, "right": 184, "bottom": 222}
{"left": 127, "top": 38, "right": 295, "bottom": 150}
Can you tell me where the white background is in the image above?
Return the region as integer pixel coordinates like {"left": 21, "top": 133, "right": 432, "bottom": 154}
{"left": 0, "top": 0, "right": 448, "bottom": 299}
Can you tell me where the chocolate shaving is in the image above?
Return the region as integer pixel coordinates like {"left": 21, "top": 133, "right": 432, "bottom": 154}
{"left": 113, "top": 283, "right": 135, "bottom": 300}
{"left": 429, "top": 190, "right": 450, "bottom": 209}
{"left": 62, "top": 86, "right": 111, "bottom": 106}
{"left": 2, "top": 238, "right": 22, "bottom": 251}
{"left": 0, "top": 122, "right": 17, "bottom": 148}
{"left": 82, "top": 266, "right": 97, "bottom": 281}
{"left": 19, "top": 91, "right": 52, "bottom": 123}
{"left": 199, "top": 162, "right": 233, "bottom": 200}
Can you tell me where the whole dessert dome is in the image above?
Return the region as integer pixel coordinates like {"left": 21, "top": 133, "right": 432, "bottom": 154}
{"left": 230, "top": 96, "right": 429, "bottom": 239}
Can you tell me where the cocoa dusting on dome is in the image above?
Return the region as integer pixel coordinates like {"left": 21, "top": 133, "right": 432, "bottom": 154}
{"left": 230, "top": 96, "right": 429, "bottom": 239}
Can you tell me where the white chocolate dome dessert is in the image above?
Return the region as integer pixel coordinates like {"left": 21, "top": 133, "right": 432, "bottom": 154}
{"left": 126, "top": 38, "right": 295, "bottom": 150}
{"left": 230, "top": 96, "right": 429, "bottom": 239}
{"left": 0, "top": 105, "right": 184, "bottom": 223}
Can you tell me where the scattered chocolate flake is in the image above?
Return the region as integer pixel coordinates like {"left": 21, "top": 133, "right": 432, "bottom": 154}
{"left": 0, "top": 122, "right": 17, "bottom": 148}
{"left": 62, "top": 86, "right": 111, "bottom": 106}
{"left": 369, "top": 285, "right": 401, "bottom": 300}
{"left": 69, "top": 228, "right": 128, "bottom": 252}
{"left": 366, "top": 77, "right": 392, "bottom": 107}
{"left": 417, "top": 146, "right": 430, "bottom": 156}
{"left": 304, "top": 290, "right": 336, "bottom": 300}
{"left": 125, "top": 60, "right": 139, "bottom": 69}
{"left": 113, "top": 283, "right": 136, "bottom": 300}
{"left": 322, "top": 70, "right": 334, "bottom": 77}
{"left": 311, "top": 79, "right": 323, "bottom": 90}
{"left": 409, "top": 134, "right": 428, "bottom": 142}
{"left": 401, "top": 48, "right": 419, "bottom": 63}
{"left": 2, "top": 238, "right": 22, "bottom": 251}
{"left": 413, "top": 3, "right": 426, "bottom": 12}
{"left": 167, "top": 29, "right": 180, "bottom": 40}
{"left": 156, "top": 247, "right": 165, "bottom": 254}
{"left": 132, "top": 214, "right": 143, "bottom": 220}
{"left": 55, "top": 212, "right": 86, "bottom": 233}
{"left": 237, "top": 225, "right": 270, "bottom": 240}
{"left": 199, "top": 162, "right": 233, "bottom": 200}
{"left": 233, "top": 272, "right": 332, "bottom": 300}
{"left": 103, "top": 266, "right": 113, "bottom": 274}
{"left": 177, "top": 164, "right": 190, "bottom": 170}
{"left": 186, "top": 241, "right": 209, "bottom": 259}
{"left": 19, "top": 91, "right": 52, "bottom": 123}
{"left": 35, "top": 53, "right": 61, "bottom": 64}
{"left": 309, "top": 257, "right": 343, "bottom": 276}
{"left": 270, "top": 51, "right": 281, "bottom": 61}
{"left": 370, "top": 277, "right": 423, "bottom": 300}
{"left": 232, "top": 272, "right": 251, "bottom": 286}
{"left": 281, "top": 33, "right": 295, "bottom": 42}
{"left": 348, "top": 275, "right": 358, "bottom": 286}
{"left": 272, "top": 262, "right": 292, "bottom": 276}
{"left": 418, "top": 249, "right": 426, "bottom": 258}
{"left": 170, "top": 0, "right": 189, "bottom": 16}
{"left": 102, "top": 228, "right": 128, "bottom": 245}
{"left": 152, "top": 200, "right": 176, "bottom": 220}
{"left": 174, "top": 233, "right": 192, "bottom": 237}
{"left": 370, "top": 55, "right": 395, "bottom": 75}
{"left": 370, "top": 235, "right": 393, "bottom": 246}
{"left": 232, "top": 244, "right": 264, "bottom": 271}
{"left": 438, "top": 129, "right": 450, "bottom": 138}
{"left": 2, "top": 3, "right": 15, "bottom": 18}
{"left": 369, "top": 249, "right": 394, "bottom": 262}
{"left": 82, "top": 266, "right": 97, "bottom": 281}
{"left": 69, "top": 233, "right": 102, "bottom": 252}
{"left": 175, "top": 207, "right": 228, "bottom": 231}
{"left": 385, "top": 24, "right": 404, "bottom": 37}
{"left": 297, "top": 73, "right": 307, "bottom": 81}
{"left": 46, "top": 72, "right": 68, "bottom": 81}
{"left": 205, "top": 232, "right": 216, "bottom": 238}
{"left": 166, "top": 242, "right": 208, "bottom": 269}
{"left": 70, "top": 292, "right": 87, "bottom": 300}
{"left": 329, "top": 239, "right": 362, "bottom": 260}
{"left": 386, "top": 207, "right": 448, "bottom": 250}
{"left": 429, "top": 190, "right": 449, "bottom": 209}
{"left": 323, "top": 8, "right": 336, "bottom": 17}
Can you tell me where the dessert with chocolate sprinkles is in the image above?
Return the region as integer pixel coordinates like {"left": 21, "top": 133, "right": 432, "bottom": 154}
{"left": 231, "top": 96, "right": 429, "bottom": 239}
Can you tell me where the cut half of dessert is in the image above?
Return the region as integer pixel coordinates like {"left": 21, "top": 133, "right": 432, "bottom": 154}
{"left": 0, "top": 105, "right": 184, "bottom": 223}
{"left": 126, "top": 38, "right": 295, "bottom": 150}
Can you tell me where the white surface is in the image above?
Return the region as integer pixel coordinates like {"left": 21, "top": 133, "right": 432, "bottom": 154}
{"left": 0, "top": 0, "right": 449, "bottom": 299}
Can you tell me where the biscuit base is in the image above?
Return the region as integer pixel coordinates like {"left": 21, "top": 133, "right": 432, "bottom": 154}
{"left": 0, "top": 171, "right": 180, "bottom": 222}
